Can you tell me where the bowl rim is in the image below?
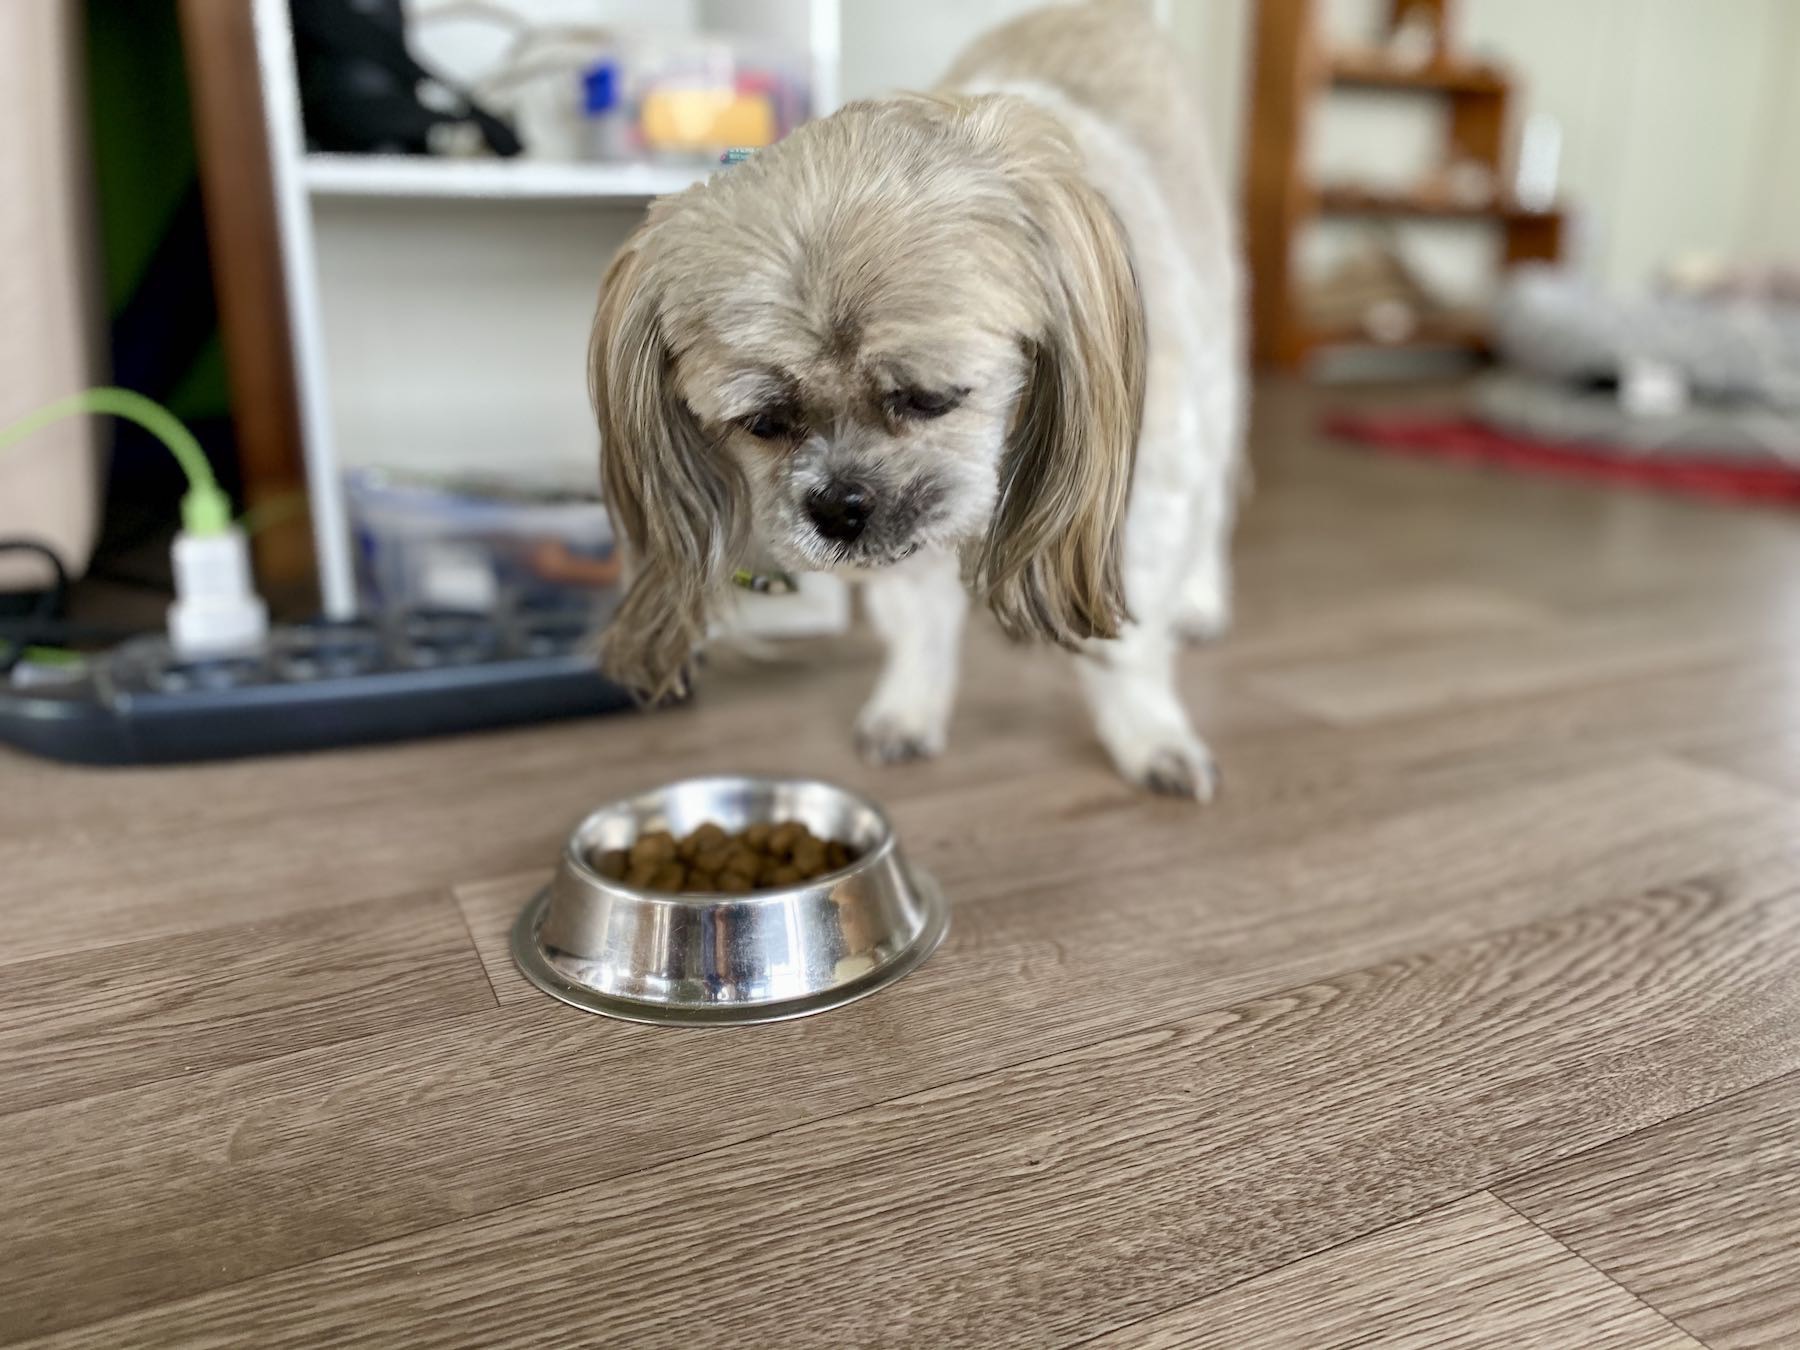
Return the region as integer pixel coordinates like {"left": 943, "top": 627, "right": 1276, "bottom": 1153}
{"left": 561, "top": 773, "right": 900, "bottom": 907}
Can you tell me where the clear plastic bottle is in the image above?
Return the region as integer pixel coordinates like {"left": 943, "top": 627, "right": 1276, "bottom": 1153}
{"left": 581, "top": 59, "right": 632, "bottom": 162}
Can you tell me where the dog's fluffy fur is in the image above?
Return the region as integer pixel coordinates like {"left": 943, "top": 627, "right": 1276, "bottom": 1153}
{"left": 592, "top": 0, "right": 1244, "bottom": 798}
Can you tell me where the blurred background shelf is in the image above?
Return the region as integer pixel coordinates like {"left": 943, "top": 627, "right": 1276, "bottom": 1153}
{"left": 1244, "top": 0, "right": 1570, "bottom": 372}
{"left": 1328, "top": 52, "right": 1506, "bottom": 95}
{"left": 1308, "top": 314, "right": 1490, "bottom": 353}
{"left": 302, "top": 154, "right": 710, "bottom": 202}
{"left": 1314, "top": 185, "right": 1562, "bottom": 223}
{"left": 241, "top": 0, "right": 843, "bottom": 617}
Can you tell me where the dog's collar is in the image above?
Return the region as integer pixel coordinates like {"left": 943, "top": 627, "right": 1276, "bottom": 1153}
{"left": 732, "top": 568, "right": 799, "bottom": 595}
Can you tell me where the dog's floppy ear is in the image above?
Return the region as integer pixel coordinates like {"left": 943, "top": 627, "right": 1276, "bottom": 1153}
{"left": 968, "top": 101, "right": 1146, "bottom": 647}
{"left": 591, "top": 225, "right": 742, "bottom": 697}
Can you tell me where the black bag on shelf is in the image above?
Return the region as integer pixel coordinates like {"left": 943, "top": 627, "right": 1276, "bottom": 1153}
{"left": 288, "top": 0, "right": 522, "bottom": 157}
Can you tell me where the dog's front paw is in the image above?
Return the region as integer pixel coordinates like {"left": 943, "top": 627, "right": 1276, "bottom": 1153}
{"left": 854, "top": 702, "right": 946, "bottom": 766}
{"left": 1140, "top": 742, "right": 1222, "bottom": 801}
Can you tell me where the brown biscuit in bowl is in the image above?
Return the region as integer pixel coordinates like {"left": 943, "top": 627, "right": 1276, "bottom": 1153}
{"left": 591, "top": 820, "right": 862, "bottom": 895}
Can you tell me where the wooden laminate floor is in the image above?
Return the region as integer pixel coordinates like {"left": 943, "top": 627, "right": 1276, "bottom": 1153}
{"left": 4, "top": 381, "right": 1799, "bottom": 1348}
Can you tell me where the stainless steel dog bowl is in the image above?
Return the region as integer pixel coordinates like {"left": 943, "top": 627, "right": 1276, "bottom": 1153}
{"left": 511, "top": 776, "right": 949, "bottom": 1025}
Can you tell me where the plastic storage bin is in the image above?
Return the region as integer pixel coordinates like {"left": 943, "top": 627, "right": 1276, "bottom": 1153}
{"left": 578, "top": 34, "right": 810, "bottom": 163}
{"left": 346, "top": 470, "right": 620, "bottom": 622}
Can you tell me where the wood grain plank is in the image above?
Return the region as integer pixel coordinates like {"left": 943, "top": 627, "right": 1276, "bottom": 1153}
{"left": 1303, "top": 650, "right": 1800, "bottom": 770}
{"left": 1088, "top": 1193, "right": 1701, "bottom": 1350}
{"left": 0, "top": 890, "right": 496, "bottom": 1116}
{"left": 1685, "top": 730, "right": 1800, "bottom": 801}
{"left": 28, "top": 856, "right": 1800, "bottom": 1349}
{"left": 1220, "top": 383, "right": 1800, "bottom": 679}
{"left": 1248, "top": 603, "right": 1798, "bottom": 726}
{"left": 1500, "top": 1073, "right": 1800, "bottom": 1350}
{"left": 1202, "top": 580, "right": 1555, "bottom": 671}
{"left": 0, "top": 758, "right": 1787, "bottom": 1339}
{"left": 1238, "top": 418, "right": 1800, "bottom": 618}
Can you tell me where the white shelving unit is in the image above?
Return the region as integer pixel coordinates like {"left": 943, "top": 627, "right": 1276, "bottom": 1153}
{"left": 302, "top": 153, "right": 710, "bottom": 202}
{"left": 250, "top": 0, "right": 840, "bottom": 617}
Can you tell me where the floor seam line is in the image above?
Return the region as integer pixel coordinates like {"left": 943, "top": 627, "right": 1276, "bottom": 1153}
{"left": 1488, "top": 1192, "right": 1714, "bottom": 1348}
{"left": 448, "top": 885, "right": 505, "bottom": 1010}
{"left": 1487, "top": 1064, "right": 1800, "bottom": 1199}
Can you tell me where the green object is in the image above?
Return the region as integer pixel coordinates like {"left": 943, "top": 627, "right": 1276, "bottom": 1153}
{"left": 0, "top": 387, "right": 231, "bottom": 536}
{"left": 21, "top": 647, "right": 84, "bottom": 668}
{"left": 84, "top": 3, "right": 195, "bottom": 316}
{"left": 731, "top": 568, "right": 800, "bottom": 595}
{"left": 84, "top": 3, "right": 229, "bottom": 426}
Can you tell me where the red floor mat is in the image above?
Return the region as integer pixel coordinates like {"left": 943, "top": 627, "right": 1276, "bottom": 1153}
{"left": 1325, "top": 411, "right": 1800, "bottom": 507}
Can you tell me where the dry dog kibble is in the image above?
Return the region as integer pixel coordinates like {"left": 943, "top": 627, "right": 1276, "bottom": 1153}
{"left": 677, "top": 823, "right": 729, "bottom": 861}
{"left": 766, "top": 822, "right": 806, "bottom": 860}
{"left": 716, "top": 856, "right": 748, "bottom": 884}
{"left": 590, "top": 820, "right": 860, "bottom": 895}
{"left": 628, "top": 830, "right": 678, "bottom": 868}
{"left": 790, "top": 836, "right": 827, "bottom": 875}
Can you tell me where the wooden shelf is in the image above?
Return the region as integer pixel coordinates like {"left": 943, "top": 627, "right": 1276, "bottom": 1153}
{"left": 1314, "top": 185, "right": 1562, "bottom": 222}
{"left": 1245, "top": 0, "right": 1569, "bottom": 373}
{"left": 1308, "top": 314, "right": 1490, "bottom": 353}
{"left": 1328, "top": 51, "right": 1507, "bottom": 96}
{"left": 303, "top": 154, "right": 710, "bottom": 203}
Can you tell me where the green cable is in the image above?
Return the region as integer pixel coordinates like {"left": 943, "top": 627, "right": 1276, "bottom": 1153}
{"left": 0, "top": 387, "right": 232, "bottom": 535}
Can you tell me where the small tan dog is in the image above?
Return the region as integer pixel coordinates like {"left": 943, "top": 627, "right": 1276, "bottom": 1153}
{"left": 592, "top": 0, "right": 1244, "bottom": 798}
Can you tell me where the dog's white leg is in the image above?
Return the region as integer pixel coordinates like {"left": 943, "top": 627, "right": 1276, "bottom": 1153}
{"left": 1174, "top": 353, "right": 1245, "bottom": 644}
{"left": 1072, "top": 620, "right": 1219, "bottom": 800}
{"left": 855, "top": 548, "right": 968, "bottom": 764}
{"left": 1076, "top": 331, "right": 1220, "bottom": 800}
{"left": 1174, "top": 486, "right": 1235, "bottom": 643}
{"left": 1067, "top": 455, "right": 1218, "bottom": 799}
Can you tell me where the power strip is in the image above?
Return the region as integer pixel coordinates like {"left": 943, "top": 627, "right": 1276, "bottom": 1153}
{"left": 0, "top": 611, "right": 642, "bottom": 766}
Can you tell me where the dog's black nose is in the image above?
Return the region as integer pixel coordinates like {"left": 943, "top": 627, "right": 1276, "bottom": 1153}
{"left": 806, "top": 481, "right": 873, "bottom": 543}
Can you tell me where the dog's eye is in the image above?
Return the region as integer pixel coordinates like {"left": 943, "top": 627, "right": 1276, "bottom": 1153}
{"left": 888, "top": 387, "right": 966, "bottom": 421}
{"left": 740, "top": 411, "right": 798, "bottom": 441}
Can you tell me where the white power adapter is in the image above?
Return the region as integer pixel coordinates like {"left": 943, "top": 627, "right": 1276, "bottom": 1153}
{"left": 2, "top": 390, "right": 275, "bottom": 662}
{"left": 167, "top": 526, "right": 270, "bottom": 658}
